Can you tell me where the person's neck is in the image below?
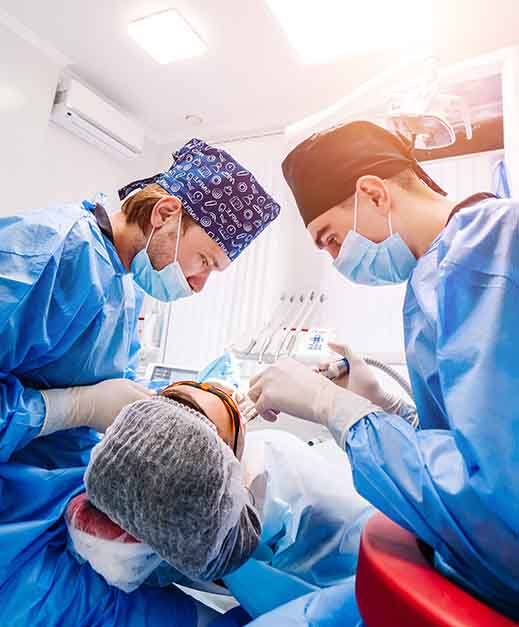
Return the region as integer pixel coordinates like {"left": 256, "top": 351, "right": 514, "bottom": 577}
{"left": 402, "top": 193, "right": 457, "bottom": 259}
{"left": 109, "top": 211, "right": 146, "bottom": 271}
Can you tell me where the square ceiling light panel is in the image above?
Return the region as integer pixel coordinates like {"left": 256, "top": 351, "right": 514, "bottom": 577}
{"left": 128, "top": 9, "right": 206, "bottom": 64}
{"left": 266, "top": 0, "right": 433, "bottom": 64}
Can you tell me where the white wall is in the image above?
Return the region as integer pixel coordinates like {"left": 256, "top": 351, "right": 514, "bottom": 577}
{"left": 502, "top": 47, "right": 519, "bottom": 197}
{"left": 163, "top": 134, "right": 302, "bottom": 370}
{"left": 162, "top": 133, "right": 503, "bottom": 371}
{"left": 423, "top": 150, "right": 503, "bottom": 200}
{"left": 0, "top": 21, "right": 160, "bottom": 216}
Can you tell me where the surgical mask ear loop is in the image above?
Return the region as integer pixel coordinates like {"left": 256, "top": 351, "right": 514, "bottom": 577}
{"left": 145, "top": 211, "right": 184, "bottom": 260}
{"left": 144, "top": 228, "right": 155, "bottom": 253}
{"left": 173, "top": 211, "right": 183, "bottom": 264}
{"left": 355, "top": 191, "right": 394, "bottom": 239}
{"left": 353, "top": 192, "right": 359, "bottom": 233}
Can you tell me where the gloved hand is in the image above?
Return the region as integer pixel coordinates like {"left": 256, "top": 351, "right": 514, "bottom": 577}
{"left": 41, "top": 379, "right": 154, "bottom": 435}
{"left": 248, "top": 358, "right": 378, "bottom": 432}
{"left": 324, "top": 342, "right": 405, "bottom": 415}
{"left": 202, "top": 378, "right": 259, "bottom": 424}
{"left": 231, "top": 389, "right": 258, "bottom": 423}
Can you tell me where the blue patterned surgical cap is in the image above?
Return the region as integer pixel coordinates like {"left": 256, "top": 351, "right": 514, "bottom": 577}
{"left": 119, "top": 139, "right": 281, "bottom": 262}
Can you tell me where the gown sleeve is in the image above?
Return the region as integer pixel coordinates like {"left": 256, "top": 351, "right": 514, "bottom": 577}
{"left": 0, "top": 211, "right": 103, "bottom": 460}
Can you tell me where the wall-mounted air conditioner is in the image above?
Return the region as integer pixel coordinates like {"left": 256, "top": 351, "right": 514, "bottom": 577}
{"left": 51, "top": 78, "right": 145, "bottom": 159}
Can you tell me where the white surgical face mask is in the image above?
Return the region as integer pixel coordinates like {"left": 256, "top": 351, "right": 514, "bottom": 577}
{"left": 333, "top": 192, "right": 417, "bottom": 285}
{"left": 131, "top": 213, "right": 193, "bottom": 302}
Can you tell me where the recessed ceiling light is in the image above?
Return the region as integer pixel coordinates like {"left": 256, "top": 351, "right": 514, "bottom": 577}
{"left": 128, "top": 9, "right": 206, "bottom": 64}
{"left": 266, "top": 0, "right": 432, "bottom": 64}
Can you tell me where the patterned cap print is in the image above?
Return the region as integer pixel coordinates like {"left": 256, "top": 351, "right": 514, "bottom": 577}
{"left": 119, "top": 139, "right": 281, "bottom": 261}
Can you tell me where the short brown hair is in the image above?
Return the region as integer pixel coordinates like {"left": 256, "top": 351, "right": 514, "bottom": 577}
{"left": 388, "top": 168, "right": 421, "bottom": 191}
{"left": 121, "top": 184, "right": 197, "bottom": 234}
{"left": 121, "top": 184, "right": 171, "bottom": 232}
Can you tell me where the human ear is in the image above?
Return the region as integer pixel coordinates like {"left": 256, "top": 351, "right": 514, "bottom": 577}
{"left": 357, "top": 176, "right": 391, "bottom": 217}
{"left": 150, "top": 196, "right": 182, "bottom": 229}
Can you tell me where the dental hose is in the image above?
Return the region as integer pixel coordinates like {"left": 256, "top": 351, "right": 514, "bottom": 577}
{"left": 322, "top": 357, "right": 412, "bottom": 398}
{"left": 322, "top": 357, "right": 419, "bottom": 429}
{"left": 363, "top": 357, "right": 413, "bottom": 399}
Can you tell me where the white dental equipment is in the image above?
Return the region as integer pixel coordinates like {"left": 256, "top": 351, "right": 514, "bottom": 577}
{"left": 228, "top": 292, "right": 418, "bottom": 427}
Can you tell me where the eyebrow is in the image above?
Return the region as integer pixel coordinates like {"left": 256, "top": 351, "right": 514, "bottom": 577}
{"left": 314, "top": 227, "right": 329, "bottom": 248}
{"left": 205, "top": 246, "right": 221, "bottom": 271}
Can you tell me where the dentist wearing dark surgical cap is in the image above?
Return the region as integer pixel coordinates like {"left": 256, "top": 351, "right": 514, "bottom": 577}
{"left": 248, "top": 121, "right": 519, "bottom": 625}
{"left": 0, "top": 138, "right": 280, "bottom": 625}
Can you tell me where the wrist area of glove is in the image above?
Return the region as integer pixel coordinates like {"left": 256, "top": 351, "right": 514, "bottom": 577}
{"left": 323, "top": 387, "right": 380, "bottom": 449}
{"left": 40, "top": 387, "right": 95, "bottom": 436}
{"left": 40, "top": 388, "right": 75, "bottom": 436}
{"left": 375, "top": 389, "right": 406, "bottom": 414}
{"left": 378, "top": 393, "right": 419, "bottom": 428}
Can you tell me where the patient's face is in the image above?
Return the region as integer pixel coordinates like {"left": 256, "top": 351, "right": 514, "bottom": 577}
{"left": 161, "top": 383, "right": 246, "bottom": 459}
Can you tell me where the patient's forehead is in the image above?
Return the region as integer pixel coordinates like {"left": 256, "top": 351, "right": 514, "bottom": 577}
{"left": 169, "top": 384, "right": 235, "bottom": 448}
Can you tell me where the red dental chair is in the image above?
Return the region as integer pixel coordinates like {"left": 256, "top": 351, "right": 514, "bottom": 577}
{"left": 355, "top": 513, "right": 516, "bottom": 627}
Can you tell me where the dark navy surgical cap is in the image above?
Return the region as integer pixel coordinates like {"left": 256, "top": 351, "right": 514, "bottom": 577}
{"left": 119, "top": 138, "right": 281, "bottom": 262}
{"left": 282, "top": 121, "right": 446, "bottom": 226}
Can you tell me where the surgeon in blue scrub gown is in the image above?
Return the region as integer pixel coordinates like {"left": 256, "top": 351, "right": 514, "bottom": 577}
{"left": 248, "top": 122, "right": 519, "bottom": 625}
{"left": 0, "top": 138, "right": 280, "bottom": 626}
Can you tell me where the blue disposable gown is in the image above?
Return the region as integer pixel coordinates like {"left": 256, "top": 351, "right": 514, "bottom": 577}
{"left": 0, "top": 203, "right": 197, "bottom": 625}
{"left": 347, "top": 196, "right": 519, "bottom": 620}
{"left": 248, "top": 197, "right": 519, "bottom": 626}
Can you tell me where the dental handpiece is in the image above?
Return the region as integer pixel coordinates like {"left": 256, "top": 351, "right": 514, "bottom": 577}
{"left": 318, "top": 358, "right": 350, "bottom": 380}
{"left": 319, "top": 357, "right": 419, "bottom": 429}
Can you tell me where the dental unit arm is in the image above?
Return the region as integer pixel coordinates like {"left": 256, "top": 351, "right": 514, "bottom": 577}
{"left": 224, "top": 292, "right": 419, "bottom": 428}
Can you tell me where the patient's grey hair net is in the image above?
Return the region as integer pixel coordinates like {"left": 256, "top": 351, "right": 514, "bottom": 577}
{"left": 85, "top": 397, "right": 261, "bottom": 581}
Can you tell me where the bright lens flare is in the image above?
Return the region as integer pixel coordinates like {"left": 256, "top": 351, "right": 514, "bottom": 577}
{"left": 267, "top": 0, "right": 433, "bottom": 64}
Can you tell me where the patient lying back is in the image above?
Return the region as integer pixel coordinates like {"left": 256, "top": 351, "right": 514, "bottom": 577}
{"left": 73, "top": 384, "right": 373, "bottom": 591}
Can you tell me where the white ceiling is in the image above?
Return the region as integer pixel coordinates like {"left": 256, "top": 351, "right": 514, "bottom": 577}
{"left": 2, "top": 0, "right": 519, "bottom": 144}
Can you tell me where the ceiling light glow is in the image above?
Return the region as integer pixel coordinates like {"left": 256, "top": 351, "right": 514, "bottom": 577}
{"left": 266, "top": 0, "right": 433, "bottom": 64}
{"left": 128, "top": 9, "right": 206, "bottom": 64}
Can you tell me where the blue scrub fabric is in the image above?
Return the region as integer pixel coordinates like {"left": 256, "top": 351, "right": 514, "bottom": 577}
{"left": 0, "top": 203, "right": 197, "bottom": 625}
{"left": 244, "top": 577, "right": 361, "bottom": 627}
{"left": 223, "top": 432, "right": 373, "bottom": 620}
{"left": 346, "top": 197, "right": 519, "bottom": 620}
